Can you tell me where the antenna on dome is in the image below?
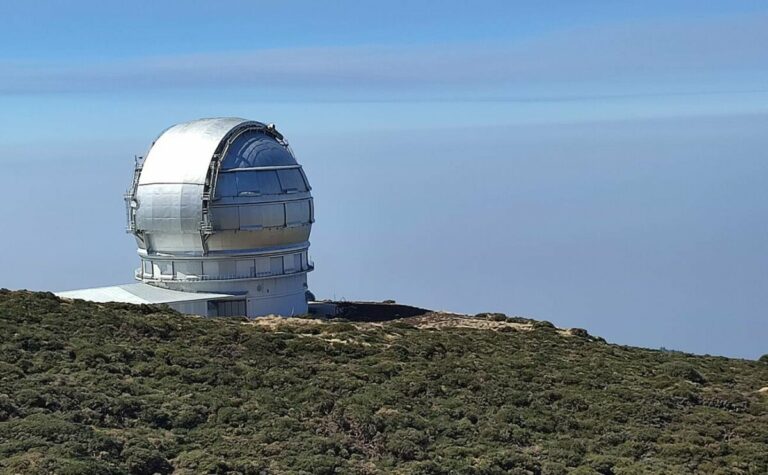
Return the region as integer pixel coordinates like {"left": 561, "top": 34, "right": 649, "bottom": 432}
{"left": 266, "top": 123, "right": 284, "bottom": 141}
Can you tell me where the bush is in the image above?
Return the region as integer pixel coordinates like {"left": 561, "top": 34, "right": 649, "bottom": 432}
{"left": 660, "top": 362, "right": 707, "bottom": 384}
{"left": 476, "top": 312, "right": 508, "bottom": 322}
{"left": 533, "top": 320, "right": 556, "bottom": 329}
{"left": 123, "top": 446, "right": 172, "bottom": 475}
{"left": 569, "top": 328, "right": 590, "bottom": 338}
{"left": 1, "top": 291, "right": 768, "bottom": 474}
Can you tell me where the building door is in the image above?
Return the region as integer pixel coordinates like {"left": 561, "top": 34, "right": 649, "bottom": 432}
{"left": 209, "top": 300, "right": 247, "bottom": 317}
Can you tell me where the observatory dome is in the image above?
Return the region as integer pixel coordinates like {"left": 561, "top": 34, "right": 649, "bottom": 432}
{"left": 125, "top": 118, "right": 314, "bottom": 316}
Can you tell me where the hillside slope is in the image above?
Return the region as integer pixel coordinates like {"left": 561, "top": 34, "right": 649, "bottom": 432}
{"left": 1, "top": 290, "right": 767, "bottom": 474}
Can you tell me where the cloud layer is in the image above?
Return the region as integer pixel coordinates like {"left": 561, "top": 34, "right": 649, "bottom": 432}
{"left": 2, "top": 14, "right": 766, "bottom": 97}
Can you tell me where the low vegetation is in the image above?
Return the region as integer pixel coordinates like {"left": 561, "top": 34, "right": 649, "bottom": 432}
{"left": 1, "top": 290, "right": 767, "bottom": 474}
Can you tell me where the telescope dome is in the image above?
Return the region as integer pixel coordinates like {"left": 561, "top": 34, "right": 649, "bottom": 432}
{"left": 125, "top": 117, "right": 314, "bottom": 317}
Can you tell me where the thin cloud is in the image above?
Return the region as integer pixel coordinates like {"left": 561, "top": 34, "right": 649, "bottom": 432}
{"left": 1, "top": 14, "right": 766, "bottom": 96}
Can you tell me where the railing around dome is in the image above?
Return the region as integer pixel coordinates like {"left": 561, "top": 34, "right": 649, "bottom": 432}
{"left": 135, "top": 262, "right": 314, "bottom": 283}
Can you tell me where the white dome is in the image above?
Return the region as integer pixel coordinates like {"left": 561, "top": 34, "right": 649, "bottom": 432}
{"left": 125, "top": 118, "right": 314, "bottom": 316}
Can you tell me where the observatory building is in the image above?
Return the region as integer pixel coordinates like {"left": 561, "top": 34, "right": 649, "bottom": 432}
{"left": 58, "top": 118, "right": 315, "bottom": 317}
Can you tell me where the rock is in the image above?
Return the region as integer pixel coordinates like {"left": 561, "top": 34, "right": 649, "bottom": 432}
{"left": 569, "top": 328, "right": 590, "bottom": 338}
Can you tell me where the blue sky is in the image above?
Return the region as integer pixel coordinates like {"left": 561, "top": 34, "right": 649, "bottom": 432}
{"left": 1, "top": 1, "right": 767, "bottom": 358}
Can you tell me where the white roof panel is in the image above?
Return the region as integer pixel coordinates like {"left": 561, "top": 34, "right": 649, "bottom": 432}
{"left": 56, "top": 283, "right": 235, "bottom": 305}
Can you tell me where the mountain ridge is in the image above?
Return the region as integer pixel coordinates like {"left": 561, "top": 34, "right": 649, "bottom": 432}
{"left": 1, "top": 290, "right": 767, "bottom": 474}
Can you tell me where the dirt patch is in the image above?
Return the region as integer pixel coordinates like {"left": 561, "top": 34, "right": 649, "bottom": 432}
{"left": 242, "top": 307, "right": 582, "bottom": 339}
{"left": 243, "top": 316, "right": 325, "bottom": 330}
{"left": 398, "top": 312, "right": 535, "bottom": 331}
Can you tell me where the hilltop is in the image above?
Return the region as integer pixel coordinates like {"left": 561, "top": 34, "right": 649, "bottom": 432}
{"left": 1, "top": 290, "right": 767, "bottom": 474}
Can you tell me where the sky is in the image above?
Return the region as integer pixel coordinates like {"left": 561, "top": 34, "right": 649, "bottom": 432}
{"left": 1, "top": 1, "right": 767, "bottom": 358}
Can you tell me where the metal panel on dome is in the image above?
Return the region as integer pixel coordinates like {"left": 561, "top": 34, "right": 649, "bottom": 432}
{"left": 135, "top": 183, "right": 203, "bottom": 233}
{"left": 286, "top": 200, "right": 311, "bottom": 225}
{"left": 277, "top": 169, "right": 308, "bottom": 192}
{"left": 139, "top": 117, "right": 249, "bottom": 185}
{"left": 220, "top": 131, "right": 297, "bottom": 169}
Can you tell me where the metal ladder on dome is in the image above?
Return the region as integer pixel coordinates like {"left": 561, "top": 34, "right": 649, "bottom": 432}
{"left": 200, "top": 158, "right": 218, "bottom": 235}
{"left": 124, "top": 156, "right": 144, "bottom": 233}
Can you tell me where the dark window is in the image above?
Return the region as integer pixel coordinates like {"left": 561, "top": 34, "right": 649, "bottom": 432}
{"left": 142, "top": 260, "right": 153, "bottom": 277}
{"left": 270, "top": 256, "right": 284, "bottom": 275}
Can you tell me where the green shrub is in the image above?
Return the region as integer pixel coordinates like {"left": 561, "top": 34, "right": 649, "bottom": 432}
{"left": 123, "top": 445, "right": 172, "bottom": 475}
{"left": 569, "top": 328, "right": 590, "bottom": 338}
{"left": 476, "top": 312, "right": 508, "bottom": 322}
{"left": 660, "top": 362, "right": 707, "bottom": 384}
{"left": 1, "top": 291, "right": 767, "bottom": 474}
{"left": 533, "top": 320, "right": 556, "bottom": 329}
